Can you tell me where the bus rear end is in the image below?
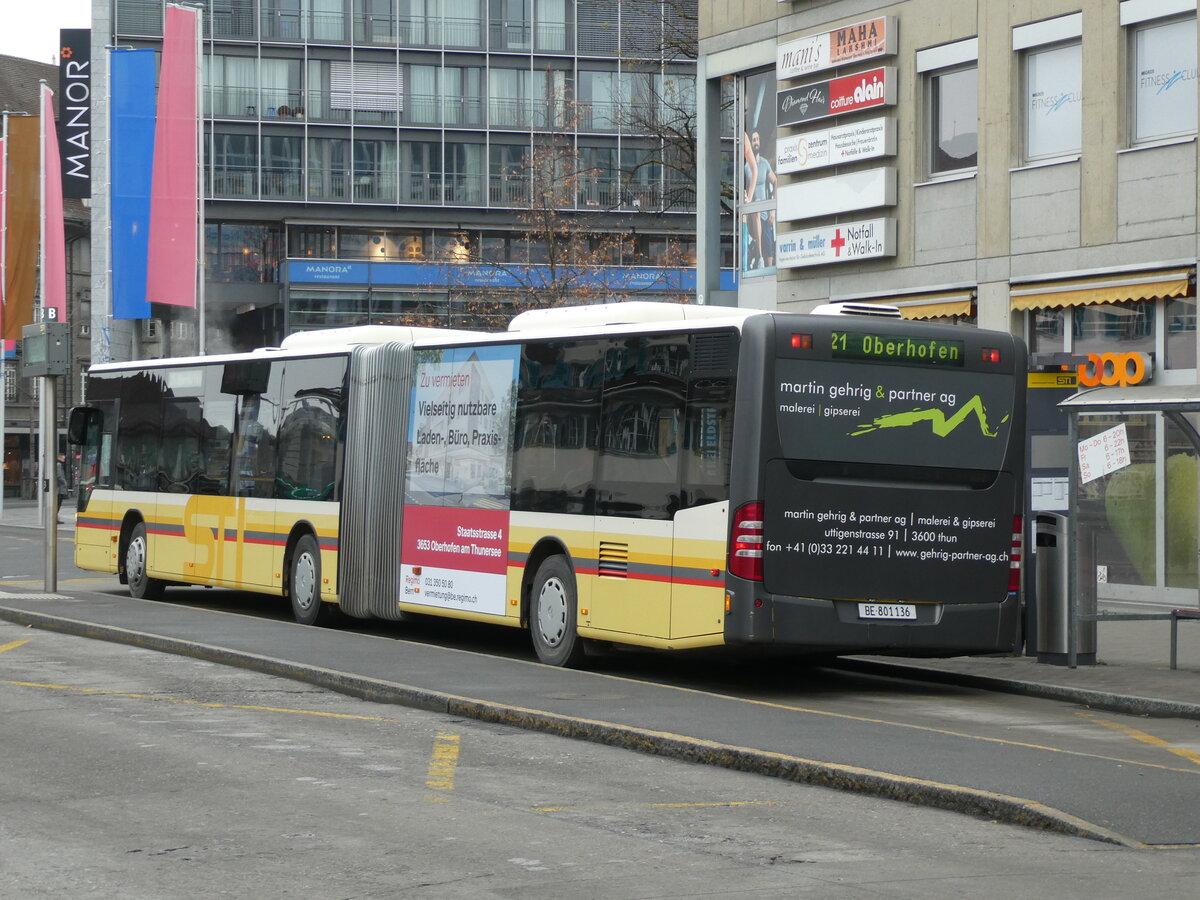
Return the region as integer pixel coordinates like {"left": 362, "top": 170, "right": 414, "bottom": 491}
{"left": 725, "top": 312, "right": 1026, "bottom": 657}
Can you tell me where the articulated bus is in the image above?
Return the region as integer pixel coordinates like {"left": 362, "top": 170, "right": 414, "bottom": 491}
{"left": 68, "top": 302, "right": 1026, "bottom": 666}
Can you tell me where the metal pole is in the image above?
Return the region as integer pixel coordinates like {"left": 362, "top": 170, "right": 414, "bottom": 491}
{"left": 42, "top": 375, "right": 57, "bottom": 591}
{"left": 1067, "top": 411, "right": 1079, "bottom": 668}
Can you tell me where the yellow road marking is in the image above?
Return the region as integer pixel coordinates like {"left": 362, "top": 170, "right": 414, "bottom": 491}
{"left": 1077, "top": 712, "right": 1200, "bottom": 767}
{"left": 425, "top": 732, "right": 461, "bottom": 796}
{"left": 0, "top": 639, "right": 31, "bottom": 654}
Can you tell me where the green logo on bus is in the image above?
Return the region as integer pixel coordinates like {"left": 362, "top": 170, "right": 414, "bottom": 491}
{"left": 850, "top": 395, "right": 1007, "bottom": 438}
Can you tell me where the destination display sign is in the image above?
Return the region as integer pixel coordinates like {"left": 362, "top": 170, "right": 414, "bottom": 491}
{"left": 831, "top": 330, "right": 964, "bottom": 367}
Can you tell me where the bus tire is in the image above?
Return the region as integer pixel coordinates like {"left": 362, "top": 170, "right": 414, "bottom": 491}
{"left": 125, "top": 522, "right": 165, "bottom": 601}
{"left": 530, "top": 556, "right": 586, "bottom": 667}
{"left": 289, "top": 534, "right": 332, "bottom": 626}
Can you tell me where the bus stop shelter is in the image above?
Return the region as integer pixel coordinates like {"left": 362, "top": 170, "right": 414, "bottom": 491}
{"left": 1059, "top": 384, "right": 1200, "bottom": 667}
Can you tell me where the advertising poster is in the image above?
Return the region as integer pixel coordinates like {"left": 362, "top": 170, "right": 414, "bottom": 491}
{"left": 401, "top": 344, "right": 519, "bottom": 615}
{"left": 741, "top": 69, "right": 778, "bottom": 279}
{"left": 764, "top": 355, "right": 1018, "bottom": 601}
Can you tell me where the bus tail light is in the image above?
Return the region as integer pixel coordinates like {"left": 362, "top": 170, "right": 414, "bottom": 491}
{"left": 729, "top": 501, "right": 764, "bottom": 581}
{"left": 791, "top": 333, "right": 813, "bottom": 350}
{"left": 1009, "top": 515, "right": 1023, "bottom": 593}
{"left": 983, "top": 348, "right": 1002, "bottom": 364}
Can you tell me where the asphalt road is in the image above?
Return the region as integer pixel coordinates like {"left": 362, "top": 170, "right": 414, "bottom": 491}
{"left": 4, "top": 624, "right": 1200, "bottom": 899}
{"left": 3, "top": 523, "right": 1200, "bottom": 850}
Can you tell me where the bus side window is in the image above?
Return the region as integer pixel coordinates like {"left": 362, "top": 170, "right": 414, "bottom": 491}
{"left": 512, "top": 340, "right": 602, "bottom": 515}
{"left": 200, "top": 365, "right": 234, "bottom": 496}
{"left": 597, "top": 335, "right": 688, "bottom": 520}
{"left": 117, "top": 372, "right": 166, "bottom": 492}
{"left": 274, "top": 356, "right": 347, "bottom": 501}
{"left": 160, "top": 398, "right": 205, "bottom": 493}
{"left": 681, "top": 332, "right": 737, "bottom": 508}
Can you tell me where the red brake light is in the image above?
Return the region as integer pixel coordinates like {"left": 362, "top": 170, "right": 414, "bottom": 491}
{"left": 983, "top": 348, "right": 1002, "bottom": 364}
{"left": 729, "top": 501, "right": 764, "bottom": 581}
{"left": 791, "top": 333, "right": 812, "bottom": 350}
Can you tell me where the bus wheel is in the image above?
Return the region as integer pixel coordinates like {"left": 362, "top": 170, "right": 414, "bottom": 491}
{"left": 125, "top": 522, "right": 165, "bottom": 601}
{"left": 289, "top": 534, "right": 331, "bottom": 626}
{"left": 530, "top": 556, "right": 586, "bottom": 667}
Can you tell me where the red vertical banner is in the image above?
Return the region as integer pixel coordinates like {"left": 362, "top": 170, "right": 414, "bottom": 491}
{"left": 1, "top": 133, "right": 7, "bottom": 349}
{"left": 41, "top": 85, "right": 67, "bottom": 324}
{"left": 146, "top": 3, "right": 199, "bottom": 308}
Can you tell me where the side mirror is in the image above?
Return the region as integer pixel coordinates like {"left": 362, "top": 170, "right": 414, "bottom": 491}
{"left": 67, "top": 406, "right": 101, "bottom": 445}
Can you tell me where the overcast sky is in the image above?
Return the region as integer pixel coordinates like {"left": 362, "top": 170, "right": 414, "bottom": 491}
{"left": 0, "top": 0, "right": 93, "bottom": 65}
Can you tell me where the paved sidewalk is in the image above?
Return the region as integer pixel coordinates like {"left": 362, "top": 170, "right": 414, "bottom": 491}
{"left": 3, "top": 497, "right": 1197, "bottom": 718}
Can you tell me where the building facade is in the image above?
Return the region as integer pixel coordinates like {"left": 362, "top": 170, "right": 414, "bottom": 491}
{"left": 97, "top": 0, "right": 704, "bottom": 359}
{"left": 697, "top": 0, "right": 1200, "bottom": 609}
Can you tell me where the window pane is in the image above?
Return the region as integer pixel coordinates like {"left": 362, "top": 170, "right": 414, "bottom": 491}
{"left": 1166, "top": 414, "right": 1199, "bottom": 588}
{"left": 1072, "top": 301, "right": 1154, "bottom": 358}
{"left": 1166, "top": 296, "right": 1197, "bottom": 369}
{"left": 930, "top": 65, "right": 977, "bottom": 173}
{"left": 1025, "top": 42, "right": 1082, "bottom": 160}
{"left": 1133, "top": 17, "right": 1197, "bottom": 143}
{"left": 1030, "top": 308, "right": 1066, "bottom": 354}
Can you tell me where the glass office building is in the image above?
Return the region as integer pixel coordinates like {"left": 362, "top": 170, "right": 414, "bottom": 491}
{"left": 103, "top": 1, "right": 702, "bottom": 354}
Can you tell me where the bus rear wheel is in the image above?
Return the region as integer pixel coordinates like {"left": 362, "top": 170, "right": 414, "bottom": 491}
{"left": 289, "top": 534, "right": 334, "bottom": 626}
{"left": 125, "top": 522, "right": 165, "bottom": 601}
{"left": 530, "top": 556, "right": 586, "bottom": 667}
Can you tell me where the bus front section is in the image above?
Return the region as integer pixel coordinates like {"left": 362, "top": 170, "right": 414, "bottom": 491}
{"left": 725, "top": 313, "right": 1027, "bottom": 658}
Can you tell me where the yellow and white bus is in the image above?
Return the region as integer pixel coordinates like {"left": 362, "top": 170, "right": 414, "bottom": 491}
{"left": 68, "top": 301, "right": 1026, "bottom": 666}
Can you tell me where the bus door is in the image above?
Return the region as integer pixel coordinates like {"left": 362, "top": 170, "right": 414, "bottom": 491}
{"left": 181, "top": 365, "right": 238, "bottom": 584}
{"left": 587, "top": 336, "right": 688, "bottom": 640}
{"left": 227, "top": 362, "right": 282, "bottom": 589}
{"left": 73, "top": 397, "right": 117, "bottom": 573}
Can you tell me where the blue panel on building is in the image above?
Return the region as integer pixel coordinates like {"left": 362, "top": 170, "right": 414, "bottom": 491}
{"left": 288, "top": 261, "right": 370, "bottom": 284}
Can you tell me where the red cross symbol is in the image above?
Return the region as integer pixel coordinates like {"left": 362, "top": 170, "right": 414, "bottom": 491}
{"left": 830, "top": 229, "right": 846, "bottom": 257}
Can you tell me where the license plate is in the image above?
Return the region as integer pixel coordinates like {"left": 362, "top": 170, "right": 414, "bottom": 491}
{"left": 858, "top": 602, "right": 917, "bottom": 620}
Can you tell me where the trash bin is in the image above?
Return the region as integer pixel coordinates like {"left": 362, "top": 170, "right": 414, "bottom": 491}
{"left": 1034, "top": 512, "right": 1096, "bottom": 665}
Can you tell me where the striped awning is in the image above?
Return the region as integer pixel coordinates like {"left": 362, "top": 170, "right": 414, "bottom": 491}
{"left": 889, "top": 290, "right": 974, "bottom": 320}
{"left": 1010, "top": 269, "right": 1193, "bottom": 311}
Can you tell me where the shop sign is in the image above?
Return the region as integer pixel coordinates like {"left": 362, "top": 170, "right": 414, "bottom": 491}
{"left": 778, "top": 67, "right": 895, "bottom": 127}
{"left": 1077, "top": 351, "right": 1153, "bottom": 387}
{"left": 58, "top": 28, "right": 91, "bottom": 199}
{"left": 777, "top": 17, "right": 896, "bottom": 80}
{"left": 777, "top": 167, "right": 896, "bottom": 222}
{"left": 776, "top": 218, "right": 896, "bottom": 269}
{"left": 777, "top": 116, "right": 895, "bottom": 175}
{"left": 288, "top": 260, "right": 369, "bottom": 283}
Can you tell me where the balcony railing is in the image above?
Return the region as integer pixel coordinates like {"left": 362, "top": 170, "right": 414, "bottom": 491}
{"left": 489, "top": 21, "right": 569, "bottom": 52}
{"left": 211, "top": 164, "right": 693, "bottom": 212}
{"left": 211, "top": 166, "right": 259, "bottom": 199}
{"left": 353, "top": 15, "right": 483, "bottom": 48}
